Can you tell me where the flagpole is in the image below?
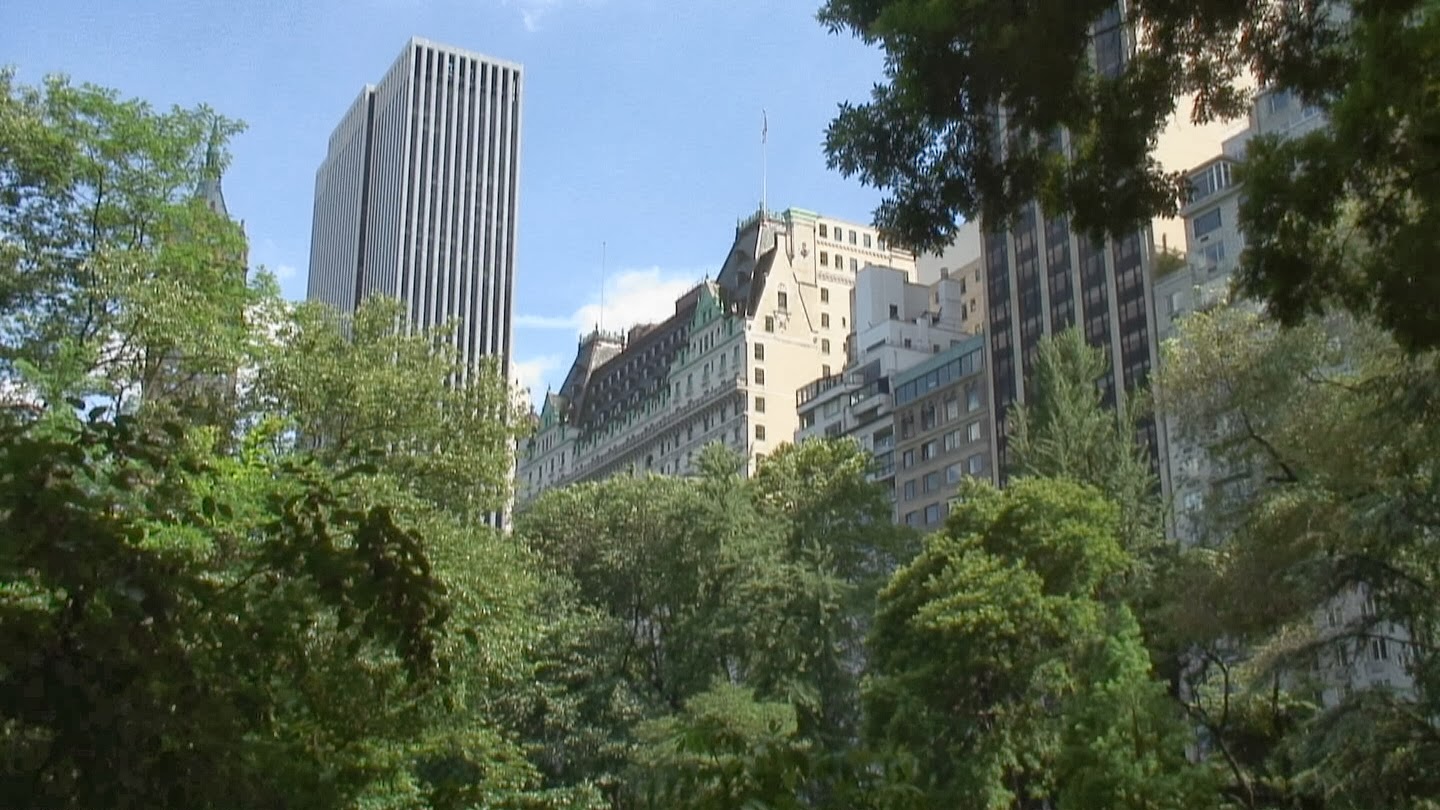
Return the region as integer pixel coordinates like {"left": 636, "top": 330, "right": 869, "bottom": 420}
{"left": 600, "top": 241, "right": 607, "bottom": 333}
{"left": 761, "top": 109, "right": 768, "bottom": 216}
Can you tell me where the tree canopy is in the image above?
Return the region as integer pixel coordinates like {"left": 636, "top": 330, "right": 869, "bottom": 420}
{"left": 820, "top": 0, "right": 1440, "bottom": 350}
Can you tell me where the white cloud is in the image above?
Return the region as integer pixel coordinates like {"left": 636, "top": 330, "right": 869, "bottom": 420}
{"left": 516, "top": 265, "right": 707, "bottom": 335}
{"left": 503, "top": 0, "right": 600, "bottom": 31}
{"left": 511, "top": 354, "right": 563, "bottom": 406}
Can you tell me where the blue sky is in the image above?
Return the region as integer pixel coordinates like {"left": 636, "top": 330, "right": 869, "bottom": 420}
{"left": 0, "top": 0, "right": 896, "bottom": 400}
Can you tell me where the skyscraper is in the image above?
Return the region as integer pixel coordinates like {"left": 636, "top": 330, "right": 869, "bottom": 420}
{"left": 307, "top": 37, "right": 523, "bottom": 382}
{"left": 982, "top": 3, "right": 1162, "bottom": 478}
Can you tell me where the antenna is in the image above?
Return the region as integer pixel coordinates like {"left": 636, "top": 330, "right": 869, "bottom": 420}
{"left": 600, "top": 241, "right": 607, "bottom": 332}
{"left": 761, "top": 109, "right": 768, "bottom": 215}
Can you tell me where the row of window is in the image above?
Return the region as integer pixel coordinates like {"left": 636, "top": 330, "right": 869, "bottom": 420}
{"left": 903, "top": 502, "right": 946, "bottom": 527}
{"left": 893, "top": 347, "right": 985, "bottom": 406}
{"left": 901, "top": 458, "right": 983, "bottom": 501}
{"left": 819, "top": 252, "right": 861, "bottom": 272}
{"left": 817, "top": 223, "right": 874, "bottom": 249}
{"left": 899, "top": 425, "right": 986, "bottom": 471}
{"left": 898, "top": 387, "right": 984, "bottom": 439}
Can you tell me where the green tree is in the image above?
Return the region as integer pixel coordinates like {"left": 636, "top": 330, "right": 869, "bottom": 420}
{"left": 0, "top": 72, "right": 577, "bottom": 809}
{"left": 1155, "top": 304, "right": 1440, "bottom": 809}
{"left": 819, "top": 0, "right": 1440, "bottom": 350}
{"left": 0, "top": 70, "right": 260, "bottom": 417}
{"left": 514, "top": 439, "right": 917, "bottom": 808}
{"left": 630, "top": 682, "right": 810, "bottom": 810}
{"left": 254, "top": 297, "right": 523, "bottom": 524}
{"left": 1007, "top": 329, "right": 1162, "bottom": 555}
{"left": 0, "top": 410, "right": 450, "bottom": 809}
{"left": 865, "top": 477, "right": 1209, "bottom": 809}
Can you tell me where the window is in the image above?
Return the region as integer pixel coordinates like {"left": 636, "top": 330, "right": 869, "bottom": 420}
{"left": 1193, "top": 207, "right": 1222, "bottom": 238}
{"left": 943, "top": 430, "right": 960, "bottom": 451}
{"left": 966, "top": 385, "right": 981, "bottom": 411}
{"left": 764, "top": 316, "right": 775, "bottom": 332}
{"left": 822, "top": 364, "right": 831, "bottom": 376}
{"left": 1199, "top": 241, "right": 1225, "bottom": 269}
{"left": 920, "top": 403, "right": 936, "bottom": 430}
{"left": 967, "top": 421, "right": 982, "bottom": 442}
{"left": 821, "top": 313, "right": 830, "bottom": 328}
{"left": 820, "top": 287, "right": 829, "bottom": 303}
{"left": 921, "top": 440, "right": 938, "bottom": 461}
{"left": 754, "top": 343, "right": 765, "bottom": 361}
{"left": 924, "top": 504, "right": 942, "bottom": 524}
{"left": 945, "top": 399, "right": 960, "bottom": 420}
{"left": 819, "top": 223, "right": 828, "bottom": 238}
{"left": 834, "top": 253, "right": 843, "bottom": 268}
{"left": 834, "top": 227, "right": 843, "bottom": 242}
{"left": 903, "top": 480, "right": 916, "bottom": 500}
{"left": 889, "top": 304, "right": 899, "bottom": 318}
{"left": 901, "top": 449, "right": 915, "bottom": 469}
{"left": 1166, "top": 291, "right": 1184, "bottom": 316}
{"left": 863, "top": 234, "right": 872, "bottom": 248}
{"left": 819, "top": 251, "right": 829, "bottom": 267}
{"left": 850, "top": 258, "right": 859, "bottom": 271}
{"left": 945, "top": 462, "right": 963, "bottom": 484}
{"left": 849, "top": 231, "right": 858, "bottom": 245}
{"left": 755, "top": 424, "right": 766, "bottom": 441}
{"left": 1190, "top": 161, "right": 1232, "bottom": 202}
{"left": 821, "top": 338, "right": 831, "bottom": 354}
{"left": 904, "top": 510, "right": 920, "bottom": 527}
{"left": 967, "top": 453, "right": 986, "bottom": 474}
{"left": 755, "top": 396, "right": 766, "bottom": 413}
{"left": 924, "top": 471, "right": 941, "bottom": 492}
{"left": 777, "top": 291, "right": 788, "bottom": 310}
{"left": 754, "top": 368, "right": 765, "bottom": 384}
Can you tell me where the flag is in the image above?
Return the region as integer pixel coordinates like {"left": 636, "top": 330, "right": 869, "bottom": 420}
{"left": 762, "top": 109, "right": 768, "bottom": 145}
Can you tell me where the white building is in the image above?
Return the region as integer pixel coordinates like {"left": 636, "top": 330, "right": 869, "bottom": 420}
{"left": 306, "top": 37, "right": 522, "bottom": 383}
{"left": 795, "top": 247, "right": 982, "bottom": 511}
{"left": 1155, "top": 87, "right": 1413, "bottom": 706}
{"left": 516, "top": 207, "right": 916, "bottom": 505}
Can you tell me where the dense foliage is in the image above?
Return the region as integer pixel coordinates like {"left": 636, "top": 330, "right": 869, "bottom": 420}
{"left": 7, "top": 8, "right": 1440, "bottom": 804}
{"left": 820, "top": 0, "right": 1440, "bottom": 351}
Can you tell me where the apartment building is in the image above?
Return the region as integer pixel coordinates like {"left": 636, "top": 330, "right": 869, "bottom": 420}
{"left": 1154, "top": 87, "right": 1413, "bottom": 706}
{"left": 1154, "top": 135, "right": 1250, "bottom": 545}
{"left": 516, "top": 206, "right": 916, "bottom": 504}
{"left": 914, "top": 222, "right": 986, "bottom": 329}
{"left": 892, "top": 335, "right": 991, "bottom": 529}
{"left": 795, "top": 235, "right": 986, "bottom": 516}
{"left": 1155, "top": 87, "right": 1329, "bottom": 545}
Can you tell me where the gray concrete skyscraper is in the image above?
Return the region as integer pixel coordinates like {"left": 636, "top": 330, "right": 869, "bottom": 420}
{"left": 307, "top": 37, "right": 523, "bottom": 382}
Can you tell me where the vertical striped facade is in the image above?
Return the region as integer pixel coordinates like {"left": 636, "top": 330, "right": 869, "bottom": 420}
{"left": 307, "top": 37, "right": 523, "bottom": 383}
{"left": 982, "top": 2, "right": 1162, "bottom": 478}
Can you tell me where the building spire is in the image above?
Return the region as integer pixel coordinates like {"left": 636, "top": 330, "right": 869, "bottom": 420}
{"left": 196, "top": 118, "right": 228, "bottom": 217}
